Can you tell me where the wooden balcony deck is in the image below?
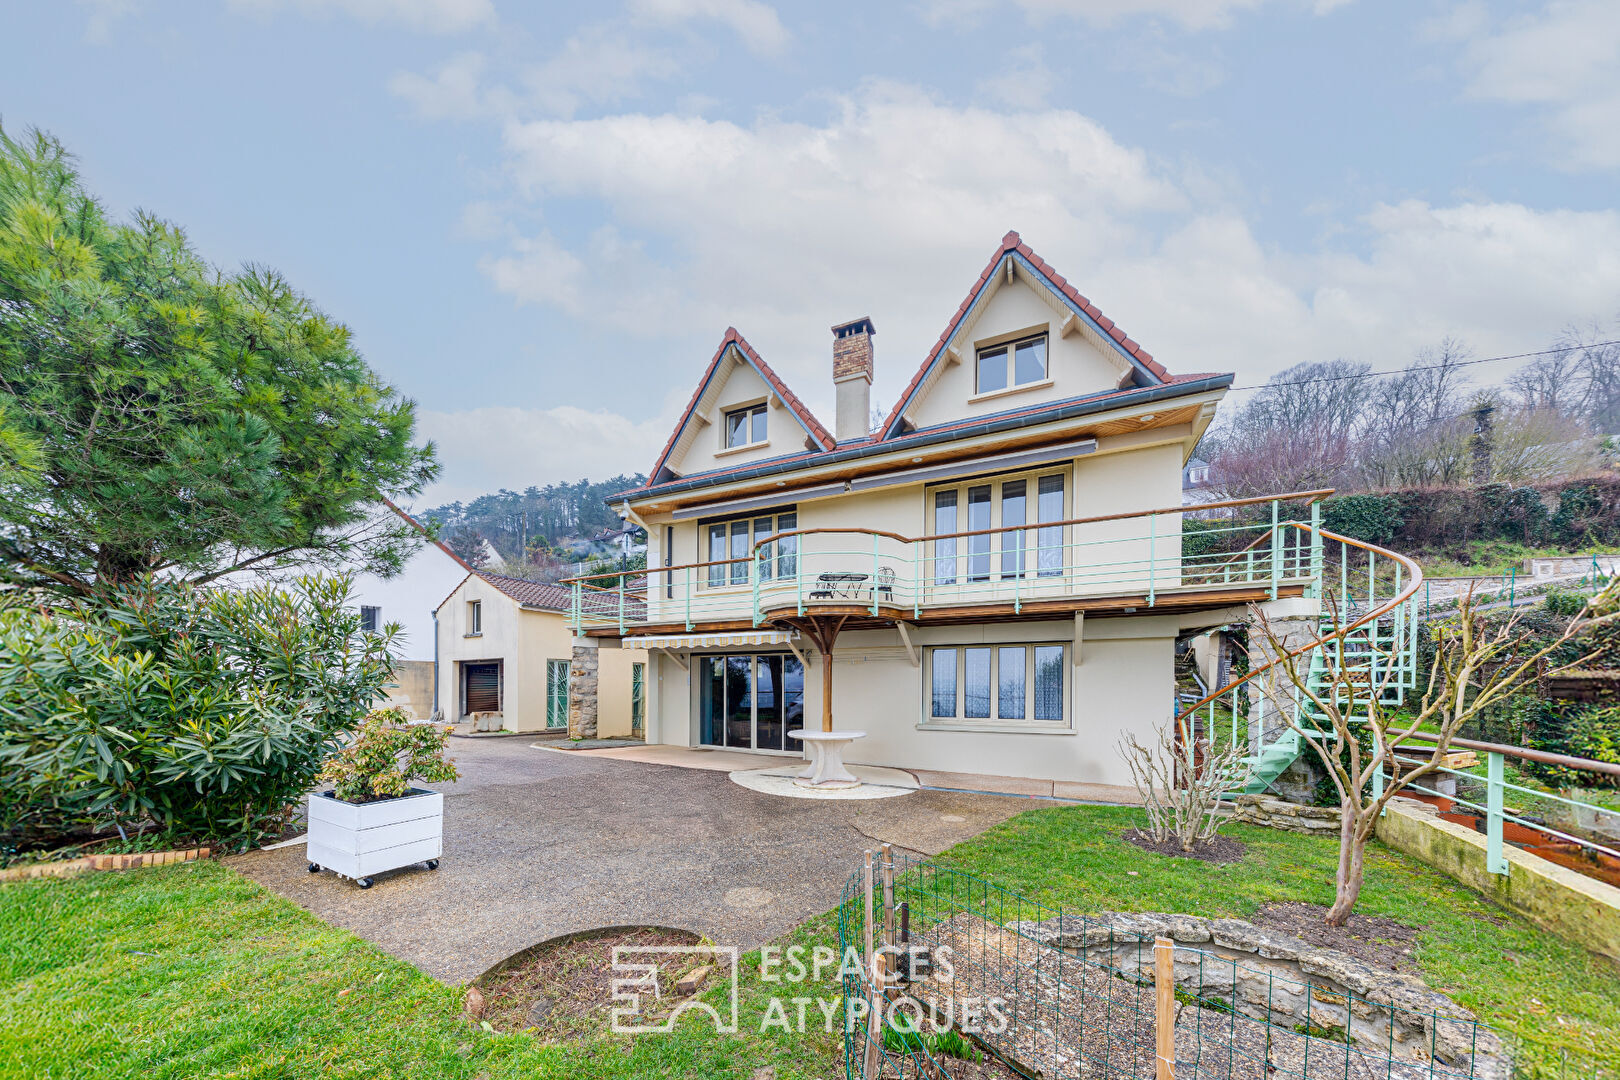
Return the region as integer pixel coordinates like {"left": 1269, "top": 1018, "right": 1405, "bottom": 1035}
{"left": 580, "top": 580, "right": 1308, "bottom": 638}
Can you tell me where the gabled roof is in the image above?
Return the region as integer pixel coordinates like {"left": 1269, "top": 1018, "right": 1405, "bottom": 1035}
{"left": 878, "top": 231, "right": 1171, "bottom": 440}
{"left": 382, "top": 498, "right": 476, "bottom": 573}
{"left": 645, "top": 328, "right": 834, "bottom": 488}
{"left": 475, "top": 571, "right": 648, "bottom": 619}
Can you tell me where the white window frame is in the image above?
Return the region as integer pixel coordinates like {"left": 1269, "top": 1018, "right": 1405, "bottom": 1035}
{"left": 701, "top": 509, "right": 797, "bottom": 590}
{"left": 723, "top": 402, "right": 768, "bottom": 449}
{"left": 974, "top": 332, "right": 1049, "bottom": 396}
{"left": 359, "top": 605, "right": 381, "bottom": 633}
{"left": 926, "top": 466, "right": 1070, "bottom": 586}
{"left": 467, "top": 599, "right": 482, "bottom": 636}
{"left": 921, "top": 642, "right": 1071, "bottom": 733}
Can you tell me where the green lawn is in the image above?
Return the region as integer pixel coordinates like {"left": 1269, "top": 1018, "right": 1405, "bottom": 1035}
{"left": 2, "top": 805, "right": 1616, "bottom": 1079}
{"left": 1414, "top": 540, "right": 1616, "bottom": 580}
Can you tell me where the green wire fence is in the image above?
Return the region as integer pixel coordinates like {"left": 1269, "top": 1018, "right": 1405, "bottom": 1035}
{"left": 838, "top": 847, "right": 1510, "bottom": 1080}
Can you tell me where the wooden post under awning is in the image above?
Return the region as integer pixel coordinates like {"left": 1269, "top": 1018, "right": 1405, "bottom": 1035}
{"left": 780, "top": 613, "right": 850, "bottom": 734}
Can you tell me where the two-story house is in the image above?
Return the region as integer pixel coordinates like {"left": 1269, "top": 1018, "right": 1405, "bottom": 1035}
{"left": 566, "top": 232, "right": 1319, "bottom": 792}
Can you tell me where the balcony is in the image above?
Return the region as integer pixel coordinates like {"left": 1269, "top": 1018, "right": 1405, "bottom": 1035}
{"left": 567, "top": 490, "right": 1334, "bottom": 636}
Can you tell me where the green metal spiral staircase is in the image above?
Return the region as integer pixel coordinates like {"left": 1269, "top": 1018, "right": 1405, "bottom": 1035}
{"left": 1180, "top": 513, "right": 1425, "bottom": 798}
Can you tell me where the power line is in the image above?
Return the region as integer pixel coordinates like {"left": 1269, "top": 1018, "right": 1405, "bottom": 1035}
{"left": 1226, "top": 339, "right": 1620, "bottom": 393}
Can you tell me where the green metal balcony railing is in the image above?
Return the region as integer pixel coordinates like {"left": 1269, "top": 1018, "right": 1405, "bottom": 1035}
{"left": 561, "top": 489, "right": 1335, "bottom": 635}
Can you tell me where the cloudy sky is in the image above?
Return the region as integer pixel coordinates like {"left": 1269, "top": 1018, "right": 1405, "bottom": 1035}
{"left": 6, "top": 0, "right": 1620, "bottom": 503}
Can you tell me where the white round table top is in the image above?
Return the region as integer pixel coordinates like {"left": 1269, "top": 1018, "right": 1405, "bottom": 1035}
{"left": 787, "top": 729, "right": 868, "bottom": 742}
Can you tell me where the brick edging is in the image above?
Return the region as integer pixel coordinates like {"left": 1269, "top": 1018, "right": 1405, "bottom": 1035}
{"left": 0, "top": 846, "right": 212, "bottom": 882}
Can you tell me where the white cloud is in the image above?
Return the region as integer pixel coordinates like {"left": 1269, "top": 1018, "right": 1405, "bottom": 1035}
{"left": 629, "top": 0, "right": 789, "bottom": 54}
{"left": 228, "top": 0, "right": 495, "bottom": 34}
{"left": 1451, "top": 0, "right": 1620, "bottom": 170}
{"left": 918, "top": 0, "right": 1347, "bottom": 32}
{"left": 388, "top": 51, "right": 494, "bottom": 119}
{"left": 469, "top": 82, "right": 1620, "bottom": 421}
{"left": 976, "top": 45, "right": 1055, "bottom": 108}
{"left": 78, "top": 0, "right": 137, "bottom": 43}
{"left": 416, "top": 403, "right": 674, "bottom": 505}
{"left": 390, "top": 26, "right": 680, "bottom": 120}
{"left": 481, "top": 84, "right": 1181, "bottom": 413}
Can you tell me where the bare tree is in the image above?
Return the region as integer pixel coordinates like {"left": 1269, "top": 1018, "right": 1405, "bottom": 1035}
{"left": 1119, "top": 715, "right": 1250, "bottom": 852}
{"left": 1359, "top": 338, "right": 1473, "bottom": 489}
{"left": 1203, "top": 359, "right": 1370, "bottom": 496}
{"left": 1253, "top": 584, "right": 1616, "bottom": 926}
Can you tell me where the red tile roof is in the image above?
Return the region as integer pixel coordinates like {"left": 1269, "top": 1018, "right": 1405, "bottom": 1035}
{"left": 879, "top": 231, "right": 1170, "bottom": 439}
{"left": 617, "top": 370, "right": 1233, "bottom": 502}
{"left": 478, "top": 571, "right": 648, "bottom": 619}
{"left": 644, "top": 328, "right": 833, "bottom": 488}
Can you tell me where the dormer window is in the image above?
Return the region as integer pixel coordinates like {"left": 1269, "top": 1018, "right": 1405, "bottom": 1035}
{"left": 725, "top": 403, "right": 767, "bottom": 448}
{"left": 976, "top": 334, "right": 1048, "bottom": 395}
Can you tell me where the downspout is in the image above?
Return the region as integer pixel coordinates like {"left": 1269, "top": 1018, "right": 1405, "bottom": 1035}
{"left": 432, "top": 609, "right": 441, "bottom": 720}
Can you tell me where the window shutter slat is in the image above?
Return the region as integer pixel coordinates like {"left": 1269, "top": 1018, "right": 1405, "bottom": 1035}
{"left": 466, "top": 664, "right": 501, "bottom": 713}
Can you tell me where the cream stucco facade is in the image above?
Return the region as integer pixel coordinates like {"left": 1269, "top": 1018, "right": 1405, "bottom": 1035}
{"left": 435, "top": 573, "right": 649, "bottom": 737}
{"left": 578, "top": 233, "right": 1294, "bottom": 790}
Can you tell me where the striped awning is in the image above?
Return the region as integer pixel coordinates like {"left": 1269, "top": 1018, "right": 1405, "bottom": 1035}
{"left": 625, "top": 630, "right": 798, "bottom": 650}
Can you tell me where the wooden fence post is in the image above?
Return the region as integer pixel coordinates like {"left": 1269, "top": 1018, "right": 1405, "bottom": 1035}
{"left": 862, "top": 851, "right": 880, "bottom": 1080}
{"left": 1154, "top": 936, "right": 1176, "bottom": 1080}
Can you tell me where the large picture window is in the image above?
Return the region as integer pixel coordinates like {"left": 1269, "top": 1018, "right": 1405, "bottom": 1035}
{"left": 705, "top": 509, "right": 797, "bottom": 588}
{"left": 927, "top": 644, "right": 1066, "bottom": 726}
{"left": 927, "top": 468, "right": 1068, "bottom": 586}
{"left": 699, "top": 653, "right": 804, "bottom": 751}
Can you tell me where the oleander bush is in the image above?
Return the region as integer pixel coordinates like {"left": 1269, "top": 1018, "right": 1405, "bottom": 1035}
{"left": 0, "top": 574, "right": 395, "bottom": 853}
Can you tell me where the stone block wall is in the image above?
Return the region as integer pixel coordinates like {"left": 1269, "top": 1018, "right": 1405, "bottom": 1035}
{"left": 1011, "top": 911, "right": 1509, "bottom": 1079}
{"left": 1230, "top": 793, "right": 1342, "bottom": 834}
{"left": 569, "top": 642, "right": 598, "bottom": 739}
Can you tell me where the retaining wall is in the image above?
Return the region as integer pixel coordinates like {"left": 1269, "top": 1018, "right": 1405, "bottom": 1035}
{"left": 1375, "top": 798, "right": 1620, "bottom": 961}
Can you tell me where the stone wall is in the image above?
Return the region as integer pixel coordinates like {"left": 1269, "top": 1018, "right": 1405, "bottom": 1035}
{"left": 568, "top": 641, "right": 599, "bottom": 739}
{"left": 1011, "top": 911, "right": 1509, "bottom": 1079}
{"left": 1230, "top": 793, "right": 1342, "bottom": 834}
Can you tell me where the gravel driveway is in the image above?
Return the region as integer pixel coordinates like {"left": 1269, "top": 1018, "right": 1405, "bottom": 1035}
{"left": 229, "top": 738, "right": 1033, "bottom": 983}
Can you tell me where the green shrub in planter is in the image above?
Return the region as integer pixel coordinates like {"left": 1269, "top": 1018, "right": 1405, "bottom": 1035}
{"left": 0, "top": 574, "right": 395, "bottom": 849}
{"left": 319, "top": 708, "right": 458, "bottom": 803}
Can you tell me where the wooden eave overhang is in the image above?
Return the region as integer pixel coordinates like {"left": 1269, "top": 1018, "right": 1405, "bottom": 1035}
{"left": 621, "top": 376, "right": 1230, "bottom": 517}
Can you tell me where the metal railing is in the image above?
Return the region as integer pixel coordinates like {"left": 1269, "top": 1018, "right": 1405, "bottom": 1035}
{"left": 1382, "top": 733, "right": 1620, "bottom": 877}
{"left": 561, "top": 490, "right": 1334, "bottom": 634}
{"left": 1173, "top": 523, "right": 1425, "bottom": 794}
{"left": 839, "top": 847, "right": 1505, "bottom": 1079}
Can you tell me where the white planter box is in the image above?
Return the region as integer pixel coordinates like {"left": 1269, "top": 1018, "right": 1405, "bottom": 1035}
{"left": 306, "top": 788, "right": 443, "bottom": 888}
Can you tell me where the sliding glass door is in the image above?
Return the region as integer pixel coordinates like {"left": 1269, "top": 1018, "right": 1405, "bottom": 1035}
{"left": 698, "top": 653, "right": 804, "bottom": 751}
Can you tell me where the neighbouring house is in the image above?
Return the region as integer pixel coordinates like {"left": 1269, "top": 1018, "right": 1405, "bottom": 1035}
{"left": 1181, "top": 456, "right": 1214, "bottom": 502}
{"left": 329, "top": 501, "right": 475, "bottom": 720}
{"left": 559, "top": 231, "right": 1314, "bottom": 795}
{"left": 435, "top": 572, "right": 650, "bottom": 737}
{"left": 592, "top": 520, "right": 646, "bottom": 558}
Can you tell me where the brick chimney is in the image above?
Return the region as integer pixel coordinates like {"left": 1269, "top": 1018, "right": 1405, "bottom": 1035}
{"left": 831, "top": 316, "right": 875, "bottom": 443}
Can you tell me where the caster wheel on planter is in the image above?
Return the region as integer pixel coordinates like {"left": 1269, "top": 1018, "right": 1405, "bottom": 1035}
{"left": 356, "top": 877, "right": 374, "bottom": 889}
{"left": 308, "top": 863, "right": 320, "bottom": 873}
{"left": 425, "top": 859, "right": 439, "bottom": 870}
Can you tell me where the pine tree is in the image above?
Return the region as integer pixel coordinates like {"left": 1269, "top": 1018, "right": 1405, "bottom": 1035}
{"left": 0, "top": 126, "right": 437, "bottom": 593}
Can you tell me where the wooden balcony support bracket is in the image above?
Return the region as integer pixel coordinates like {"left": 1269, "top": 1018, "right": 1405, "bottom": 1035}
{"left": 895, "top": 621, "right": 918, "bottom": 667}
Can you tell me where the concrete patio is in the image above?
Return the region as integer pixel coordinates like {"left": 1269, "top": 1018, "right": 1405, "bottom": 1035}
{"left": 229, "top": 738, "right": 1036, "bottom": 983}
